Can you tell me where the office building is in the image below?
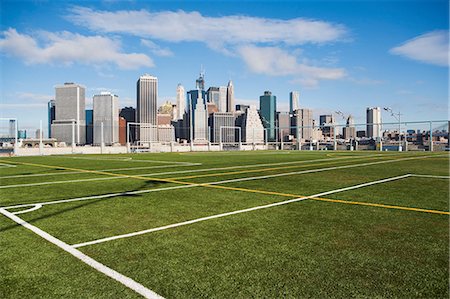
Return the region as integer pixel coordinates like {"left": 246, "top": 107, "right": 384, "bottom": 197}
{"left": 193, "top": 93, "right": 208, "bottom": 142}
{"left": 259, "top": 91, "right": 277, "bottom": 141}
{"left": 119, "top": 117, "right": 126, "bottom": 145}
{"left": 176, "top": 84, "right": 185, "bottom": 120}
{"left": 277, "top": 112, "right": 291, "bottom": 141}
{"left": 93, "top": 92, "right": 119, "bottom": 145}
{"left": 236, "top": 104, "right": 250, "bottom": 112}
{"left": 366, "top": 107, "right": 382, "bottom": 139}
{"left": 207, "top": 86, "right": 227, "bottom": 112}
{"left": 47, "top": 100, "right": 55, "bottom": 138}
{"left": 85, "top": 109, "right": 93, "bottom": 144}
{"left": 294, "top": 108, "right": 313, "bottom": 141}
{"left": 319, "top": 114, "right": 334, "bottom": 138}
{"left": 241, "top": 105, "right": 264, "bottom": 143}
{"left": 226, "top": 80, "right": 235, "bottom": 112}
{"left": 51, "top": 82, "right": 86, "bottom": 145}
{"left": 136, "top": 74, "right": 158, "bottom": 142}
{"left": 343, "top": 115, "right": 356, "bottom": 140}
{"left": 289, "top": 91, "right": 299, "bottom": 114}
{"left": 119, "top": 107, "right": 136, "bottom": 143}
{"left": 210, "top": 112, "right": 236, "bottom": 143}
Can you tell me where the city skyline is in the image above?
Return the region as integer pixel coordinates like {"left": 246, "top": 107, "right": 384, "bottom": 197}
{"left": 0, "top": 1, "right": 448, "bottom": 129}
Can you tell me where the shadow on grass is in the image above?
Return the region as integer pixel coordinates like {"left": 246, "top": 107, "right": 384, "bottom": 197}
{"left": 0, "top": 179, "right": 170, "bottom": 233}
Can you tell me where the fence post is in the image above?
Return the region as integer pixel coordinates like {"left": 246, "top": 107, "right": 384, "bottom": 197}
{"left": 238, "top": 127, "right": 242, "bottom": 151}
{"left": 208, "top": 126, "right": 211, "bottom": 151}
{"left": 429, "top": 121, "right": 433, "bottom": 151}
{"left": 101, "top": 122, "right": 104, "bottom": 154}
{"left": 126, "top": 122, "right": 130, "bottom": 153}
{"left": 14, "top": 119, "right": 18, "bottom": 155}
{"left": 71, "top": 120, "right": 75, "bottom": 154}
{"left": 333, "top": 125, "right": 337, "bottom": 151}
{"left": 39, "top": 120, "right": 43, "bottom": 155}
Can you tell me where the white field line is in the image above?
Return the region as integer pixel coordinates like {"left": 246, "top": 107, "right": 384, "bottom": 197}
{"left": 410, "top": 174, "right": 450, "bottom": 179}
{"left": 0, "top": 163, "right": 16, "bottom": 168}
{"left": 66, "top": 156, "right": 194, "bottom": 164}
{"left": 0, "top": 163, "right": 202, "bottom": 179}
{"left": 0, "top": 153, "right": 401, "bottom": 187}
{"left": 71, "top": 174, "right": 411, "bottom": 248}
{"left": 1, "top": 153, "right": 441, "bottom": 210}
{"left": 0, "top": 208, "right": 163, "bottom": 299}
{"left": 0, "top": 176, "right": 123, "bottom": 189}
{"left": 12, "top": 204, "right": 42, "bottom": 215}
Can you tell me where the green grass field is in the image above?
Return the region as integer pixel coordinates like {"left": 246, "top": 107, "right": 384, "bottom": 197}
{"left": 0, "top": 151, "right": 448, "bottom": 298}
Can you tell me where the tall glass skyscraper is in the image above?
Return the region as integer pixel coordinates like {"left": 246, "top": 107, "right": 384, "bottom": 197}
{"left": 259, "top": 91, "right": 277, "bottom": 141}
{"left": 47, "top": 100, "right": 55, "bottom": 138}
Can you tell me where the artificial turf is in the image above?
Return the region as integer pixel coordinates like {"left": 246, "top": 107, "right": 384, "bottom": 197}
{"left": 0, "top": 151, "right": 448, "bottom": 298}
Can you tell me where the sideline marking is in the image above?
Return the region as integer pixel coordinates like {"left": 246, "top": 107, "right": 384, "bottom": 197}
{"left": 410, "top": 174, "right": 450, "bottom": 179}
{"left": 0, "top": 163, "right": 16, "bottom": 168}
{"left": 0, "top": 153, "right": 385, "bottom": 179}
{"left": 72, "top": 174, "right": 448, "bottom": 249}
{"left": 1, "top": 154, "right": 445, "bottom": 210}
{"left": 0, "top": 154, "right": 389, "bottom": 189}
{"left": 0, "top": 208, "right": 164, "bottom": 299}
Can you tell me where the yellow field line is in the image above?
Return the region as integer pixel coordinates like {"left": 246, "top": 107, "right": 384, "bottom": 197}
{"left": 312, "top": 197, "right": 450, "bottom": 215}
{"left": 171, "top": 155, "right": 390, "bottom": 180}
{"left": 1, "top": 159, "right": 448, "bottom": 216}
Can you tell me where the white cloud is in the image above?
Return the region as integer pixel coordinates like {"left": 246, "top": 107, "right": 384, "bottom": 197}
{"left": 390, "top": 30, "right": 449, "bottom": 67}
{"left": 141, "top": 39, "right": 173, "bottom": 57}
{"left": 237, "top": 45, "right": 346, "bottom": 87}
{"left": 68, "top": 6, "right": 347, "bottom": 47}
{"left": 0, "top": 28, "right": 154, "bottom": 69}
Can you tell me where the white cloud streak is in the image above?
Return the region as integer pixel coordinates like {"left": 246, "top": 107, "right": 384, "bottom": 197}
{"left": 390, "top": 30, "right": 449, "bottom": 67}
{"left": 68, "top": 6, "right": 347, "bottom": 46}
{"left": 141, "top": 39, "right": 173, "bottom": 57}
{"left": 0, "top": 28, "right": 154, "bottom": 69}
{"left": 238, "top": 45, "right": 346, "bottom": 87}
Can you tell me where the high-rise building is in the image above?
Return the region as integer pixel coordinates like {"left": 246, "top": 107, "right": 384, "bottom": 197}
{"left": 93, "top": 92, "right": 119, "bottom": 145}
{"left": 259, "top": 91, "right": 277, "bottom": 141}
{"left": 277, "top": 112, "right": 291, "bottom": 141}
{"left": 241, "top": 105, "right": 264, "bottom": 143}
{"left": 119, "top": 107, "right": 136, "bottom": 143}
{"left": 207, "top": 86, "right": 227, "bottom": 112}
{"left": 196, "top": 71, "right": 205, "bottom": 91}
{"left": 289, "top": 91, "right": 299, "bottom": 114}
{"left": 119, "top": 117, "right": 126, "bottom": 145}
{"left": 193, "top": 92, "right": 208, "bottom": 142}
{"left": 319, "top": 114, "right": 334, "bottom": 138}
{"left": 226, "top": 80, "right": 235, "bottom": 112}
{"left": 85, "top": 109, "right": 93, "bottom": 144}
{"left": 51, "top": 82, "right": 86, "bottom": 145}
{"left": 366, "top": 107, "right": 382, "bottom": 139}
{"left": 294, "top": 108, "right": 313, "bottom": 141}
{"left": 176, "top": 84, "right": 185, "bottom": 120}
{"left": 47, "top": 100, "right": 55, "bottom": 138}
{"left": 343, "top": 115, "right": 356, "bottom": 140}
{"left": 136, "top": 74, "right": 158, "bottom": 142}
{"left": 210, "top": 112, "right": 236, "bottom": 143}
{"left": 236, "top": 104, "right": 250, "bottom": 112}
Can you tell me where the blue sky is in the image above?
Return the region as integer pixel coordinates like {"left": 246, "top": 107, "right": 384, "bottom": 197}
{"left": 0, "top": 0, "right": 448, "bottom": 133}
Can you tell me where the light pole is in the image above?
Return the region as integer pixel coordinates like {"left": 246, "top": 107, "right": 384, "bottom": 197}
{"left": 384, "top": 107, "right": 402, "bottom": 151}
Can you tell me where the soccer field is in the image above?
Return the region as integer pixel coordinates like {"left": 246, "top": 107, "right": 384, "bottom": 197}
{"left": 0, "top": 151, "right": 449, "bottom": 298}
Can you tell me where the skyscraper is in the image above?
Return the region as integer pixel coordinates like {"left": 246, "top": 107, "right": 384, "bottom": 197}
{"left": 136, "top": 74, "right": 158, "bottom": 142}
{"left": 343, "top": 115, "right": 356, "bottom": 140}
{"left": 176, "top": 84, "right": 185, "bottom": 120}
{"left": 319, "top": 114, "right": 334, "bottom": 138}
{"left": 366, "top": 107, "right": 382, "bottom": 139}
{"left": 93, "top": 92, "right": 119, "bottom": 145}
{"left": 193, "top": 92, "right": 208, "bottom": 142}
{"left": 226, "top": 80, "right": 235, "bottom": 112}
{"left": 289, "top": 91, "right": 299, "bottom": 114}
{"left": 207, "top": 86, "right": 227, "bottom": 112}
{"left": 241, "top": 105, "right": 264, "bottom": 143}
{"left": 85, "top": 109, "right": 93, "bottom": 144}
{"left": 259, "top": 91, "right": 277, "bottom": 141}
{"left": 294, "top": 108, "right": 313, "bottom": 141}
{"left": 51, "top": 82, "right": 86, "bottom": 144}
{"left": 47, "top": 100, "right": 55, "bottom": 138}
